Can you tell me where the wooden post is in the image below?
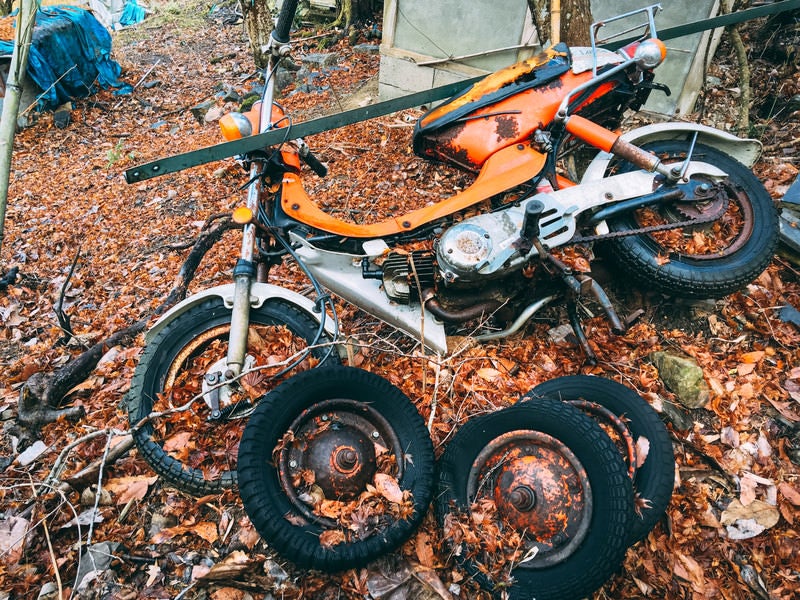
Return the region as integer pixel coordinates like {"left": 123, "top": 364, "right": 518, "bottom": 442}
{"left": 551, "top": 0, "right": 561, "bottom": 44}
{"left": 0, "top": 0, "right": 37, "bottom": 256}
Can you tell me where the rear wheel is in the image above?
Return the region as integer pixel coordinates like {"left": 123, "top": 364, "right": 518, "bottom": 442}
{"left": 604, "top": 141, "right": 778, "bottom": 298}
{"left": 436, "top": 398, "right": 633, "bottom": 600}
{"left": 126, "top": 297, "right": 338, "bottom": 496}
{"left": 238, "top": 366, "right": 435, "bottom": 572}
{"left": 525, "top": 375, "right": 674, "bottom": 544}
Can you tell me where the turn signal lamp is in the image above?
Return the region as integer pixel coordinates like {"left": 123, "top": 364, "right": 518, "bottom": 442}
{"left": 232, "top": 206, "right": 254, "bottom": 224}
{"left": 634, "top": 38, "right": 667, "bottom": 69}
{"left": 220, "top": 111, "right": 256, "bottom": 141}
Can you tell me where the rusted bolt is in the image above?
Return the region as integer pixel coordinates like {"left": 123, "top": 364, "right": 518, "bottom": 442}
{"left": 509, "top": 485, "right": 537, "bottom": 512}
{"left": 289, "top": 460, "right": 298, "bottom": 469}
{"left": 335, "top": 448, "right": 358, "bottom": 470}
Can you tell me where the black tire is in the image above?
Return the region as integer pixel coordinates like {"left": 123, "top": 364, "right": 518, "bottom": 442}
{"left": 525, "top": 375, "right": 674, "bottom": 544}
{"left": 237, "top": 366, "right": 435, "bottom": 572}
{"left": 436, "top": 398, "right": 633, "bottom": 600}
{"left": 604, "top": 141, "right": 778, "bottom": 298}
{"left": 126, "top": 297, "right": 338, "bottom": 496}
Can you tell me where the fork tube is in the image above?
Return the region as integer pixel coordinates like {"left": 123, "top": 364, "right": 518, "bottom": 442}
{"left": 226, "top": 169, "right": 261, "bottom": 376}
{"left": 227, "top": 47, "right": 280, "bottom": 376}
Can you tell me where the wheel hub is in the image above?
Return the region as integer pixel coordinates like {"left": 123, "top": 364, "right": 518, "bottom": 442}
{"left": 279, "top": 399, "right": 404, "bottom": 526}
{"left": 304, "top": 422, "right": 377, "bottom": 499}
{"left": 468, "top": 430, "right": 593, "bottom": 567}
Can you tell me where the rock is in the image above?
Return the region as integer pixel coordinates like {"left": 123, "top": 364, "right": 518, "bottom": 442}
{"left": 705, "top": 75, "right": 722, "bottom": 87}
{"left": 189, "top": 99, "right": 216, "bottom": 124}
{"left": 301, "top": 52, "right": 339, "bottom": 68}
{"left": 53, "top": 102, "right": 72, "bottom": 129}
{"left": 274, "top": 67, "right": 296, "bottom": 93}
{"left": 353, "top": 43, "right": 380, "bottom": 55}
{"left": 74, "top": 541, "right": 122, "bottom": 591}
{"left": 649, "top": 351, "right": 710, "bottom": 409}
{"left": 36, "top": 582, "right": 58, "bottom": 600}
{"left": 148, "top": 511, "right": 177, "bottom": 539}
{"left": 659, "top": 396, "right": 694, "bottom": 431}
{"left": 204, "top": 105, "right": 225, "bottom": 122}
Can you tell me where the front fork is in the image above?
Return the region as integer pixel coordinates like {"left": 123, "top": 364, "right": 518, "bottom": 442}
{"left": 226, "top": 161, "right": 262, "bottom": 378}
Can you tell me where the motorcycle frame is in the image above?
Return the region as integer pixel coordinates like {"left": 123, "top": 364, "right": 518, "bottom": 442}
{"left": 147, "top": 6, "right": 764, "bottom": 362}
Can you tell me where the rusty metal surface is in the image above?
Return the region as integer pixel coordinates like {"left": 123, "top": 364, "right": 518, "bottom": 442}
{"left": 467, "top": 430, "right": 593, "bottom": 568}
{"left": 278, "top": 398, "right": 403, "bottom": 527}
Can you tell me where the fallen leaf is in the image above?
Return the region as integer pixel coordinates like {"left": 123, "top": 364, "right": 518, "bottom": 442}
{"left": 414, "top": 530, "right": 436, "bottom": 568}
{"left": 105, "top": 475, "right": 158, "bottom": 505}
{"left": 192, "top": 521, "right": 220, "bottom": 544}
{"left": 635, "top": 436, "right": 650, "bottom": 469}
{"left": 410, "top": 562, "right": 453, "bottom": 599}
{"left": 0, "top": 516, "right": 30, "bottom": 565}
{"left": 145, "top": 563, "right": 162, "bottom": 587}
{"left": 475, "top": 367, "right": 502, "bottom": 381}
{"left": 675, "top": 551, "right": 706, "bottom": 593}
{"left": 763, "top": 396, "right": 800, "bottom": 422}
{"left": 374, "top": 472, "right": 404, "bottom": 504}
{"left": 198, "top": 551, "right": 254, "bottom": 581}
{"left": 319, "top": 529, "right": 346, "bottom": 548}
{"left": 721, "top": 499, "right": 780, "bottom": 539}
{"left": 740, "top": 351, "right": 765, "bottom": 364}
{"left": 237, "top": 517, "right": 261, "bottom": 550}
{"left": 779, "top": 482, "right": 800, "bottom": 506}
{"left": 15, "top": 440, "right": 49, "bottom": 467}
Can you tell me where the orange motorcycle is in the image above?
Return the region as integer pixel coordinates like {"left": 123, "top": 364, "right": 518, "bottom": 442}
{"left": 125, "top": 2, "right": 768, "bottom": 596}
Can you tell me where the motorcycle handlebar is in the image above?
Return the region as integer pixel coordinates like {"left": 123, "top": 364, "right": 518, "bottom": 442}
{"left": 301, "top": 148, "right": 329, "bottom": 177}
{"left": 273, "top": 0, "right": 299, "bottom": 44}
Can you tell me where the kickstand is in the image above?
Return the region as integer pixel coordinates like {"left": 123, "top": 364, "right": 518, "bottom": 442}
{"left": 566, "top": 301, "right": 598, "bottom": 366}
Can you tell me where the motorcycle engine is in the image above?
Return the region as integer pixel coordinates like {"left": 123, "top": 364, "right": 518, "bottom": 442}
{"left": 435, "top": 213, "right": 524, "bottom": 284}
{"left": 381, "top": 251, "right": 436, "bottom": 303}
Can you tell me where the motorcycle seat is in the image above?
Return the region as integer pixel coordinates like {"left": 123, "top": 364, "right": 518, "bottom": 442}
{"left": 413, "top": 43, "right": 572, "bottom": 138}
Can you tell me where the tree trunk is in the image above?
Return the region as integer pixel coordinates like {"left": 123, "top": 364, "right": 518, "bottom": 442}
{"left": 0, "top": 0, "right": 36, "bottom": 257}
{"left": 240, "top": 0, "right": 277, "bottom": 69}
{"left": 333, "top": 0, "right": 380, "bottom": 29}
{"left": 527, "top": 0, "right": 592, "bottom": 47}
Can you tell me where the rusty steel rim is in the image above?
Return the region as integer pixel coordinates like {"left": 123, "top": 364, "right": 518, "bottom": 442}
{"left": 467, "top": 430, "right": 593, "bottom": 568}
{"left": 644, "top": 175, "right": 754, "bottom": 261}
{"left": 278, "top": 398, "right": 404, "bottom": 528}
{"left": 568, "top": 399, "right": 638, "bottom": 480}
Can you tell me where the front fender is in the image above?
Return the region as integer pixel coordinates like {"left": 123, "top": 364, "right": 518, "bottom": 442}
{"left": 145, "top": 282, "right": 337, "bottom": 344}
{"left": 581, "top": 122, "right": 762, "bottom": 183}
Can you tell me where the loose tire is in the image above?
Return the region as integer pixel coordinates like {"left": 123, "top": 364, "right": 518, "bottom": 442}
{"left": 237, "top": 366, "right": 435, "bottom": 572}
{"left": 525, "top": 375, "right": 674, "bottom": 544}
{"left": 604, "top": 141, "right": 778, "bottom": 298}
{"left": 436, "top": 398, "right": 633, "bottom": 600}
{"left": 126, "top": 297, "right": 337, "bottom": 496}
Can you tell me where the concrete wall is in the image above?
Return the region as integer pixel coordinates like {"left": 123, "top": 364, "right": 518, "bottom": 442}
{"left": 379, "top": 0, "right": 722, "bottom": 117}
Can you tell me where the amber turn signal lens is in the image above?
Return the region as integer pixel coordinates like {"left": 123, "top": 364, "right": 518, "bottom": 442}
{"left": 232, "top": 206, "right": 254, "bottom": 224}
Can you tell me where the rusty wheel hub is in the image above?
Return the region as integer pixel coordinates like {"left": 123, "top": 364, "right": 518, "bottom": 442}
{"left": 305, "top": 422, "right": 377, "bottom": 499}
{"left": 278, "top": 399, "right": 403, "bottom": 526}
{"left": 468, "top": 430, "right": 593, "bottom": 568}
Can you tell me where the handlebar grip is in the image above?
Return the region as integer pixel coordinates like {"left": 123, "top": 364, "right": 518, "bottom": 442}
{"left": 273, "top": 0, "right": 299, "bottom": 44}
{"left": 302, "top": 149, "right": 328, "bottom": 177}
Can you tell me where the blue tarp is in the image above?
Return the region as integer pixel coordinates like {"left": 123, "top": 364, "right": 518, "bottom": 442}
{"left": 0, "top": 6, "right": 132, "bottom": 110}
{"left": 119, "top": 0, "right": 147, "bottom": 28}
